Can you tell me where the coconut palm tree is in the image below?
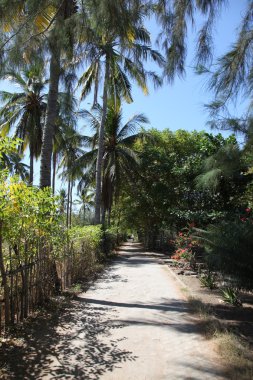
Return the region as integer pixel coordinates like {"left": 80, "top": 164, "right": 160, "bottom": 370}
{"left": 58, "top": 126, "right": 87, "bottom": 228}
{"left": 0, "top": 147, "right": 29, "bottom": 181}
{"left": 78, "top": 23, "right": 164, "bottom": 224}
{"left": 0, "top": 63, "right": 47, "bottom": 183}
{"left": 39, "top": 0, "right": 78, "bottom": 189}
{"left": 77, "top": 100, "right": 149, "bottom": 225}
{"left": 51, "top": 92, "right": 81, "bottom": 194}
{"left": 74, "top": 188, "right": 95, "bottom": 225}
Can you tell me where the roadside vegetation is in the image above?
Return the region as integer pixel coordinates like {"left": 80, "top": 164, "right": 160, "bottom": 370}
{"left": 0, "top": 1, "right": 253, "bottom": 377}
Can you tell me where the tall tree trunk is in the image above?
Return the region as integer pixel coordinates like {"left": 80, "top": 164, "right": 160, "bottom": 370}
{"left": 69, "top": 180, "right": 73, "bottom": 228}
{"left": 108, "top": 206, "right": 111, "bottom": 226}
{"left": 0, "top": 221, "right": 10, "bottom": 325}
{"left": 29, "top": 143, "right": 33, "bottom": 184}
{"left": 94, "top": 55, "right": 110, "bottom": 224}
{"left": 40, "top": 46, "right": 61, "bottom": 188}
{"left": 52, "top": 151, "right": 57, "bottom": 194}
{"left": 93, "top": 61, "right": 99, "bottom": 106}
{"left": 66, "top": 179, "right": 71, "bottom": 228}
{"left": 101, "top": 206, "right": 106, "bottom": 226}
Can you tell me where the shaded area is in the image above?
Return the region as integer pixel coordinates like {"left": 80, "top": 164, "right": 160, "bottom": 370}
{"left": 0, "top": 242, "right": 234, "bottom": 379}
{"left": 81, "top": 297, "right": 189, "bottom": 313}
{"left": 0, "top": 298, "right": 137, "bottom": 380}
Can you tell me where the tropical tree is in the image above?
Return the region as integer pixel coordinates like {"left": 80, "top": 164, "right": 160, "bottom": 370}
{"left": 195, "top": 143, "right": 250, "bottom": 208}
{"left": 58, "top": 126, "right": 87, "bottom": 228}
{"left": 51, "top": 92, "right": 81, "bottom": 194}
{"left": 77, "top": 101, "right": 149, "bottom": 225}
{"left": 39, "top": 0, "right": 78, "bottom": 189}
{"left": 74, "top": 188, "right": 95, "bottom": 225}
{"left": 78, "top": 20, "right": 164, "bottom": 223}
{"left": 0, "top": 63, "right": 47, "bottom": 183}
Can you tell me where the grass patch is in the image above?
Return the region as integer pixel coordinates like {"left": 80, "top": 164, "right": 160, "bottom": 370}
{"left": 187, "top": 296, "right": 253, "bottom": 379}
{"left": 188, "top": 296, "right": 223, "bottom": 338}
{"left": 215, "top": 332, "right": 253, "bottom": 380}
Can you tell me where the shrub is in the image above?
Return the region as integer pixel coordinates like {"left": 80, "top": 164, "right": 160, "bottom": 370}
{"left": 171, "top": 225, "right": 199, "bottom": 264}
{"left": 197, "top": 214, "right": 253, "bottom": 288}
{"left": 200, "top": 272, "right": 217, "bottom": 290}
{"left": 68, "top": 225, "right": 104, "bottom": 282}
{"left": 221, "top": 287, "right": 242, "bottom": 307}
{"left": 103, "top": 226, "right": 126, "bottom": 255}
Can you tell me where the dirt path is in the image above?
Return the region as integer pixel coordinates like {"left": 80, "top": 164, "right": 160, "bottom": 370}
{"left": 2, "top": 243, "right": 227, "bottom": 379}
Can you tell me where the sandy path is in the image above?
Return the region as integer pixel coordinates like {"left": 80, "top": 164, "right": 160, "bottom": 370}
{"left": 3, "top": 243, "right": 227, "bottom": 379}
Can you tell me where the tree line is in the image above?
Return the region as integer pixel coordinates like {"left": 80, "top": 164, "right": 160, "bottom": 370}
{"left": 0, "top": 0, "right": 253, "bottom": 331}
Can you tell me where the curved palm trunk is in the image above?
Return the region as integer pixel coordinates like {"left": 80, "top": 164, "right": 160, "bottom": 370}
{"left": 40, "top": 46, "right": 61, "bottom": 188}
{"left": 94, "top": 55, "right": 110, "bottom": 224}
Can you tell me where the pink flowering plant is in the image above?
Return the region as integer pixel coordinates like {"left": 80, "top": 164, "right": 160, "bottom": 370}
{"left": 171, "top": 223, "right": 198, "bottom": 262}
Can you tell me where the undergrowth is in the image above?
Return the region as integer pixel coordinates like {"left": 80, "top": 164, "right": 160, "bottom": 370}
{"left": 188, "top": 296, "right": 253, "bottom": 379}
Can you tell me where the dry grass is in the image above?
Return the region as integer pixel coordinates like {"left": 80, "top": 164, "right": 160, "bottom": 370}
{"left": 215, "top": 332, "right": 253, "bottom": 380}
{"left": 188, "top": 296, "right": 224, "bottom": 338}
{"left": 187, "top": 296, "right": 253, "bottom": 379}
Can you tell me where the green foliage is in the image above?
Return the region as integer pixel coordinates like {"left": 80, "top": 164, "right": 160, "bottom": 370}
{"left": 104, "top": 225, "right": 126, "bottom": 254}
{"left": 200, "top": 272, "right": 217, "bottom": 290}
{"left": 221, "top": 287, "right": 242, "bottom": 307}
{"left": 118, "top": 128, "right": 240, "bottom": 248}
{"left": 196, "top": 213, "right": 253, "bottom": 288}
{"left": 68, "top": 225, "right": 122, "bottom": 282}
{"left": 68, "top": 225, "right": 103, "bottom": 254}
{"left": 0, "top": 174, "right": 65, "bottom": 261}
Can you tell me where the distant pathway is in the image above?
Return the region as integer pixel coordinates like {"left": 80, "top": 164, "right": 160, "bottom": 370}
{"left": 4, "top": 243, "right": 227, "bottom": 379}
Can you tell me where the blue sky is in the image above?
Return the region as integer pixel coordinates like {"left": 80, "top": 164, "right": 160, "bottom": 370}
{"left": 0, "top": 0, "right": 249, "bottom": 190}
{"left": 120, "top": 0, "right": 249, "bottom": 134}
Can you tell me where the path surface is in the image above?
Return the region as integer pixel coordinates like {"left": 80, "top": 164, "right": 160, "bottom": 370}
{"left": 4, "top": 243, "right": 227, "bottom": 379}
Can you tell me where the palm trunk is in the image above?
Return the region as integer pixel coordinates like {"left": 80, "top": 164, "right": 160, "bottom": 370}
{"left": 93, "top": 61, "right": 99, "bottom": 106}
{"left": 40, "top": 46, "right": 61, "bottom": 188}
{"left": 0, "top": 221, "right": 10, "bottom": 325}
{"left": 52, "top": 151, "right": 57, "bottom": 194}
{"left": 69, "top": 180, "right": 73, "bottom": 228}
{"left": 101, "top": 206, "right": 106, "bottom": 226}
{"left": 66, "top": 179, "right": 71, "bottom": 228}
{"left": 29, "top": 143, "right": 34, "bottom": 184}
{"left": 108, "top": 206, "right": 111, "bottom": 226}
{"left": 94, "top": 55, "right": 110, "bottom": 224}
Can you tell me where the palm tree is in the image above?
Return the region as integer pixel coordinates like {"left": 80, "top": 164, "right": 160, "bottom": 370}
{"left": 51, "top": 92, "right": 81, "bottom": 194}
{"left": 0, "top": 146, "right": 29, "bottom": 181}
{"left": 39, "top": 0, "right": 78, "bottom": 189}
{"left": 77, "top": 100, "right": 149, "bottom": 225}
{"left": 0, "top": 63, "right": 47, "bottom": 183}
{"left": 58, "top": 126, "right": 87, "bottom": 228}
{"left": 74, "top": 188, "right": 95, "bottom": 225}
{"left": 78, "top": 23, "right": 164, "bottom": 224}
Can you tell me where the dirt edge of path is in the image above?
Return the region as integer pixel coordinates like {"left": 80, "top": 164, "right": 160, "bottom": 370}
{"left": 159, "top": 255, "right": 253, "bottom": 380}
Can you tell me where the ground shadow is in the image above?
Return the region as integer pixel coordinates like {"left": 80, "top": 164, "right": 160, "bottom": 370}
{"left": 0, "top": 243, "right": 235, "bottom": 379}
{"left": 0, "top": 297, "right": 137, "bottom": 379}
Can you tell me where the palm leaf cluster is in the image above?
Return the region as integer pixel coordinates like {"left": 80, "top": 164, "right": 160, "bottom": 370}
{"left": 0, "top": 0, "right": 252, "bottom": 227}
{"left": 77, "top": 101, "right": 149, "bottom": 224}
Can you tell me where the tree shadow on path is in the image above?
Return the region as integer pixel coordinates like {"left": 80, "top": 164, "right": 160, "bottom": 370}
{"left": 0, "top": 297, "right": 137, "bottom": 380}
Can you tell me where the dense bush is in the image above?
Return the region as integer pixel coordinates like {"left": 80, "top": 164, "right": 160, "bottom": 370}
{"left": 198, "top": 213, "right": 253, "bottom": 288}
{"left": 103, "top": 226, "right": 126, "bottom": 254}
{"left": 0, "top": 170, "right": 65, "bottom": 325}
{"left": 67, "top": 225, "right": 125, "bottom": 283}
{"left": 68, "top": 225, "right": 104, "bottom": 283}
